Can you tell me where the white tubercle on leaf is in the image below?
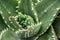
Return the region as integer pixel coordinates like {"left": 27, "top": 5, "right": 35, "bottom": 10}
{"left": 0, "top": 11, "right": 3, "bottom": 14}
{"left": 53, "top": 14, "right": 56, "bottom": 17}
{"left": 35, "top": 3, "right": 38, "bottom": 5}
{"left": 37, "top": 0, "right": 41, "bottom": 3}
{"left": 16, "top": 10, "right": 18, "bottom": 12}
{"left": 56, "top": 7, "right": 60, "bottom": 10}
{"left": 8, "top": 11, "right": 11, "bottom": 14}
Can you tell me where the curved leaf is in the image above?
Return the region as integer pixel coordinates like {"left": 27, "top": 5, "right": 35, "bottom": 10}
{"left": 22, "top": 26, "right": 58, "bottom": 40}
{"left": 35, "top": 0, "right": 60, "bottom": 36}
{"left": 1, "top": 29, "right": 20, "bottom": 40}
{"left": 0, "top": 15, "right": 7, "bottom": 32}
{"left": 52, "top": 14, "right": 60, "bottom": 38}
{"left": 0, "top": 0, "right": 17, "bottom": 28}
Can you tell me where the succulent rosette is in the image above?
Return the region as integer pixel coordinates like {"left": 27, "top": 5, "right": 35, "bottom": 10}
{"left": 0, "top": 0, "right": 60, "bottom": 40}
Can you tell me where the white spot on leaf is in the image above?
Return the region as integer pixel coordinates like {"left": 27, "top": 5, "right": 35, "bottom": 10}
{"left": 16, "top": 6, "right": 19, "bottom": 8}
{"left": 0, "top": 11, "right": 3, "bottom": 14}
{"left": 56, "top": 7, "right": 60, "bottom": 10}
{"left": 35, "top": 3, "right": 37, "bottom": 5}
{"left": 16, "top": 10, "right": 18, "bottom": 12}
{"left": 18, "top": 1, "right": 20, "bottom": 3}
{"left": 37, "top": 0, "right": 41, "bottom": 2}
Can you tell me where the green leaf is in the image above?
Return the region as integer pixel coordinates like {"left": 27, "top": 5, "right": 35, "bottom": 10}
{"left": 18, "top": 0, "right": 39, "bottom": 23}
{"left": 22, "top": 26, "right": 58, "bottom": 40}
{"left": 0, "top": 15, "right": 7, "bottom": 32}
{"left": 35, "top": 0, "right": 60, "bottom": 36}
{"left": 1, "top": 29, "right": 20, "bottom": 40}
{"left": 0, "top": 0, "right": 17, "bottom": 28}
{"left": 37, "top": 26, "right": 58, "bottom": 40}
{"left": 52, "top": 13, "right": 60, "bottom": 38}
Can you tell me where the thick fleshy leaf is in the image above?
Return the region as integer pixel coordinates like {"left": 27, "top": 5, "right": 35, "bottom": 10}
{"left": 0, "top": 15, "right": 7, "bottom": 32}
{"left": 52, "top": 13, "right": 60, "bottom": 38}
{"left": 35, "top": 0, "right": 60, "bottom": 36}
{"left": 22, "top": 26, "right": 58, "bottom": 40}
{"left": 0, "top": 0, "right": 17, "bottom": 28}
{"left": 17, "top": 22, "right": 42, "bottom": 38}
{"left": 37, "top": 26, "right": 58, "bottom": 40}
{"left": 1, "top": 29, "right": 20, "bottom": 40}
{"left": 18, "top": 0, "right": 39, "bottom": 23}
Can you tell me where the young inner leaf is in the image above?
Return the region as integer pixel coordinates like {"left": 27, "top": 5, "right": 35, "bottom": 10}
{"left": 17, "top": 12, "right": 35, "bottom": 29}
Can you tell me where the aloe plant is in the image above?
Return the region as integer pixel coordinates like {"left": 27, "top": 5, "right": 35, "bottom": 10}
{"left": 0, "top": 0, "right": 60, "bottom": 40}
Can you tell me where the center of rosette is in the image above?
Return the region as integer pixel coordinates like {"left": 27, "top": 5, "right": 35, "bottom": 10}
{"left": 17, "top": 12, "right": 35, "bottom": 29}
